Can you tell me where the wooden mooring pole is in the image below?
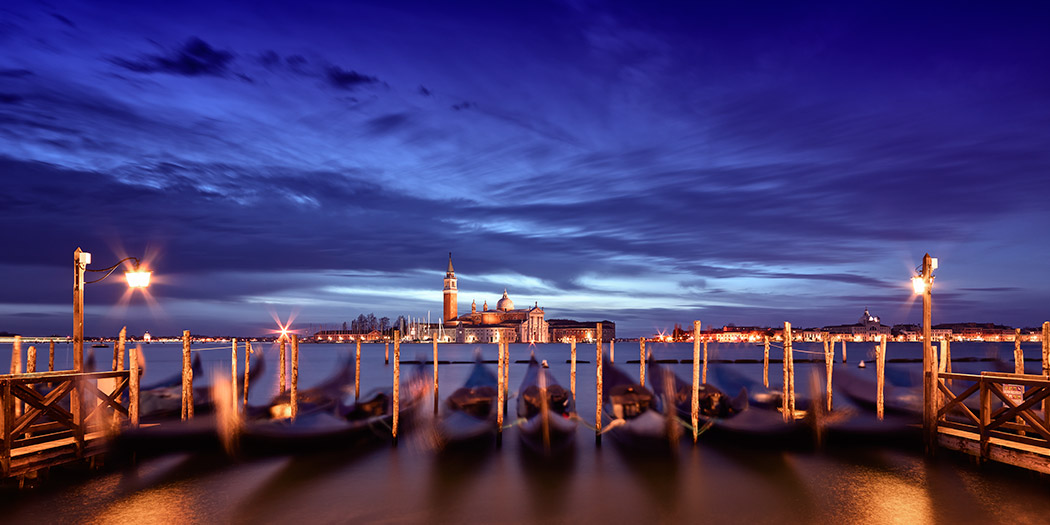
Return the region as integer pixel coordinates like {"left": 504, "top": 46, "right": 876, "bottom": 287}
{"left": 497, "top": 340, "right": 505, "bottom": 447}
{"left": 639, "top": 337, "right": 646, "bottom": 387}
{"left": 279, "top": 336, "right": 287, "bottom": 394}
{"left": 231, "top": 338, "right": 238, "bottom": 414}
{"left": 702, "top": 339, "right": 709, "bottom": 385}
{"left": 841, "top": 339, "right": 847, "bottom": 364}
{"left": 782, "top": 322, "right": 794, "bottom": 422}
{"left": 763, "top": 336, "right": 770, "bottom": 388}
{"left": 244, "top": 341, "right": 251, "bottom": 406}
{"left": 48, "top": 340, "right": 55, "bottom": 372}
{"left": 1015, "top": 329, "right": 1024, "bottom": 375}
{"left": 824, "top": 337, "right": 833, "bottom": 412}
{"left": 610, "top": 339, "right": 615, "bottom": 364}
{"left": 595, "top": 323, "right": 603, "bottom": 445}
{"left": 113, "top": 326, "right": 125, "bottom": 371}
{"left": 691, "top": 320, "right": 701, "bottom": 443}
{"left": 433, "top": 339, "right": 439, "bottom": 415}
{"left": 392, "top": 331, "right": 400, "bottom": 445}
{"left": 290, "top": 335, "right": 299, "bottom": 421}
{"left": 920, "top": 253, "right": 936, "bottom": 455}
{"left": 876, "top": 335, "right": 886, "bottom": 420}
{"left": 355, "top": 339, "right": 362, "bottom": 401}
{"left": 10, "top": 335, "right": 20, "bottom": 375}
{"left": 570, "top": 338, "right": 577, "bottom": 401}
{"left": 385, "top": 341, "right": 389, "bottom": 365}
{"left": 26, "top": 345, "right": 36, "bottom": 374}
{"left": 182, "top": 330, "right": 193, "bottom": 420}
{"left": 130, "top": 345, "right": 140, "bottom": 427}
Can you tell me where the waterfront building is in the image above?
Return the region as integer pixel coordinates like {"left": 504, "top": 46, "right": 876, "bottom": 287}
{"left": 823, "top": 308, "right": 892, "bottom": 341}
{"left": 443, "top": 254, "right": 549, "bottom": 343}
{"left": 548, "top": 319, "right": 616, "bottom": 343}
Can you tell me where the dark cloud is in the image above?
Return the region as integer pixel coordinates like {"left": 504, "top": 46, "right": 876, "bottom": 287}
{"left": 50, "top": 13, "right": 76, "bottom": 28}
{"left": 0, "top": 69, "right": 33, "bottom": 78}
{"left": 111, "top": 37, "right": 235, "bottom": 76}
{"left": 418, "top": 85, "right": 431, "bottom": 96}
{"left": 0, "top": 93, "right": 22, "bottom": 104}
{"left": 324, "top": 66, "right": 378, "bottom": 89}
{"left": 365, "top": 113, "right": 410, "bottom": 135}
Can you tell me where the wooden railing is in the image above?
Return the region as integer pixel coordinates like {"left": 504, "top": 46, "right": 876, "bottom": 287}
{"left": 936, "top": 371, "right": 1050, "bottom": 458}
{"left": 1, "top": 370, "right": 137, "bottom": 477}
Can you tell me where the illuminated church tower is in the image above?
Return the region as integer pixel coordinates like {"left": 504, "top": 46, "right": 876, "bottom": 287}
{"left": 443, "top": 253, "right": 458, "bottom": 323}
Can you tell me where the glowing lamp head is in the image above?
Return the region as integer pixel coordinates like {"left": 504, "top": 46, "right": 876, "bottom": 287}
{"left": 125, "top": 268, "right": 152, "bottom": 288}
{"left": 911, "top": 275, "right": 926, "bottom": 294}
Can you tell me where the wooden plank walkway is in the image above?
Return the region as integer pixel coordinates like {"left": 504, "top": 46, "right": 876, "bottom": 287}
{"left": 7, "top": 431, "right": 109, "bottom": 478}
{"left": 939, "top": 426, "right": 1050, "bottom": 474}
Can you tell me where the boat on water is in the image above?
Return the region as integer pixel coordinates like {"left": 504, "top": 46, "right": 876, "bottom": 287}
{"left": 137, "top": 352, "right": 266, "bottom": 421}
{"left": 600, "top": 361, "right": 673, "bottom": 451}
{"left": 435, "top": 353, "right": 499, "bottom": 448}
{"left": 516, "top": 355, "right": 576, "bottom": 456}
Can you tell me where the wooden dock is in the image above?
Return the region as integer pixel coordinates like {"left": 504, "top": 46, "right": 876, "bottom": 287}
{"left": 2, "top": 369, "right": 138, "bottom": 479}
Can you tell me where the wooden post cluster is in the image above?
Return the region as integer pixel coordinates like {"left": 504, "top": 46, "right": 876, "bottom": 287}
{"left": 595, "top": 323, "right": 603, "bottom": 445}
{"left": 392, "top": 331, "right": 400, "bottom": 444}
{"left": 181, "top": 330, "right": 193, "bottom": 420}
{"left": 290, "top": 335, "right": 299, "bottom": 421}
{"left": 876, "top": 335, "right": 886, "bottom": 420}
{"left": 48, "top": 340, "right": 55, "bottom": 372}
{"left": 244, "top": 341, "right": 252, "bottom": 406}
{"left": 570, "top": 338, "right": 577, "bottom": 401}
{"left": 763, "top": 336, "right": 770, "bottom": 389}
{"left": 130, "top": 345, "right": 140, "bottom": 427}
{"left": 497, "top": 341, "right": 505, "bottom": 446}
{"left": 824, "top": 337, "right": 833, "bottom": 412}
{"left": 639, "top": 337, "right": 646, "bottom": 386}
{"left": 691, "top": 320, "right": 701, "bottom": 443}
{"left": 355, "top": 339, "right": 362, "bottom": 401}
{"left": 279, "top": 336, "right": 287, "bottom": 394}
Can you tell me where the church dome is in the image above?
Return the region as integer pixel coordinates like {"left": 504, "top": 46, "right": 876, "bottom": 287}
{"left": 497, "top": 289, "right": 514, "bottom": 311}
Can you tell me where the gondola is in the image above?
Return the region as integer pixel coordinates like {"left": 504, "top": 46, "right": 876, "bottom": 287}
{"left": 239, "top": 365, "right": 425, "bottom": 455}
{"left": 516, "top": 355, "right": 576, "bottom": 455}
{"left": 435, "top": 354, "right": 499, "bottom": 447}
{"left": 600, "top": 360, "right": 671, "bottom": 450}
{"left": 650, "top": 361, "right": 808, "bottom": 447}
{"left": 138, "top": 352, "right": 266, "bottom": 421}
{"left": 711, "top": 364, "right": 812, "bottom": 411}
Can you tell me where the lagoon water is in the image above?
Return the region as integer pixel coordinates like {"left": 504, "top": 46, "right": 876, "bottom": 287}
{"left": 4, "top": 341, "right": 1050, "bottom": 524}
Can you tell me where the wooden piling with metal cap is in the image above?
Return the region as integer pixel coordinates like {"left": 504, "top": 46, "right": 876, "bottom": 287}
{"left": 182, "top": 330, "right": 193, "bottom": 420}
{"left": 763, "top": 335, "right": 770, "bottom": 388}
{"left": 570, "top": 338, "right": 577, "bottom": 401}
{"left": 48, "top": 340, "right": 55, "bottom": 372}
{"left": 279, "top": 336, "right": 287, "bottom": 394}
{"left": 244, "top": 341, "right": 252, "bottom": 406}
{"left": 876, "top": 335, "right": 886, "bottom": 420}
{"left": 130, "top": 345, "right": 140, "bottom": 427}
{"left": 692, "top": 320, "right": 701, "bottom": 443}
{"left": 824, "top": 337, "right": 833, "bottom": 412}
{"left": 595, "top": 323, "right": 603, "bottom": 445}
{"left": 639, "top": 337, "right": 646, "bottom": 386}
{"left": 392, "top": 331, "right": 400, "bottom": 444}
{"left": 433, "top": 339, "right": 440, "bottom": 414}
{"left": 355, "top": 339, "right": 362, "bottom": 401}
{"left": 290, "top": 335, "right": 299, "bottom": 421}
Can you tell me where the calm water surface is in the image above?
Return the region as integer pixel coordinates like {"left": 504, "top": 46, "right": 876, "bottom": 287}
{"left": 3, "top": 341, "right": 1050, "bottom": 524}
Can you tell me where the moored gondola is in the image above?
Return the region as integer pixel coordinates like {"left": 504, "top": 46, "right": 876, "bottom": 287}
{"left": 435, "top": 353, "right": 499, "bottom": 448}
{"left": 516, "top": 355, "right": 576, "bottom": 456}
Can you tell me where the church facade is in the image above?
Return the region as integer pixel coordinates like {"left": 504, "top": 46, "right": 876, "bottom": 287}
{"left": 442, "top": 254, "right": 549, "bottom": 343}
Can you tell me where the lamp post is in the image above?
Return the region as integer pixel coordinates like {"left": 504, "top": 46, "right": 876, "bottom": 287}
{"left": 73, "top": 247, "right": 152, "bottom": 372}
{"left": 913, "top": 253, "right": 937, "bottom": 454}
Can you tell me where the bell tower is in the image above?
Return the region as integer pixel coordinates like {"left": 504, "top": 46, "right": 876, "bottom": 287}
{"left": 443, "top": 252, "right": 458, "bottom": 323}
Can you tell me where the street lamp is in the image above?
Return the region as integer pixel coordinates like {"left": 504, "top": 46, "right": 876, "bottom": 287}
{"left": 73, "top": 247, "right": 151, "bottom": 372}
{"left": 912, "top": 253, "right": 937, "bottom": 453}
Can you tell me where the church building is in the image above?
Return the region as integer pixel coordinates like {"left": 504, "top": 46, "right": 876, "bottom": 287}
{"left": 442, "top": 254, "right": 549, "bottom": 343}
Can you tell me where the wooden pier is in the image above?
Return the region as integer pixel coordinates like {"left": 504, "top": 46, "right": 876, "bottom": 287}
{"left": 934, "top": 370, "right": 1050, "bottom": 473}
{"left": 1, "top": 369, "right": 138, "bottom": 479}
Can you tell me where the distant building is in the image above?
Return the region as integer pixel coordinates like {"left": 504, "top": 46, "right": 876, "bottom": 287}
{"left": 823, "top": 308, "right": 891, "bottom": 341}
{"left": 548, "top": 320, "right": 616, "bottom": 343}
{"left": 443, "top": 254, "right": 549, "bottom": 343}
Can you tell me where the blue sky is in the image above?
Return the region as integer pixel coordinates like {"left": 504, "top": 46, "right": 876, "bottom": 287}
{"left": 1, "top": 1, "right": 1048, "bottom": 337}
